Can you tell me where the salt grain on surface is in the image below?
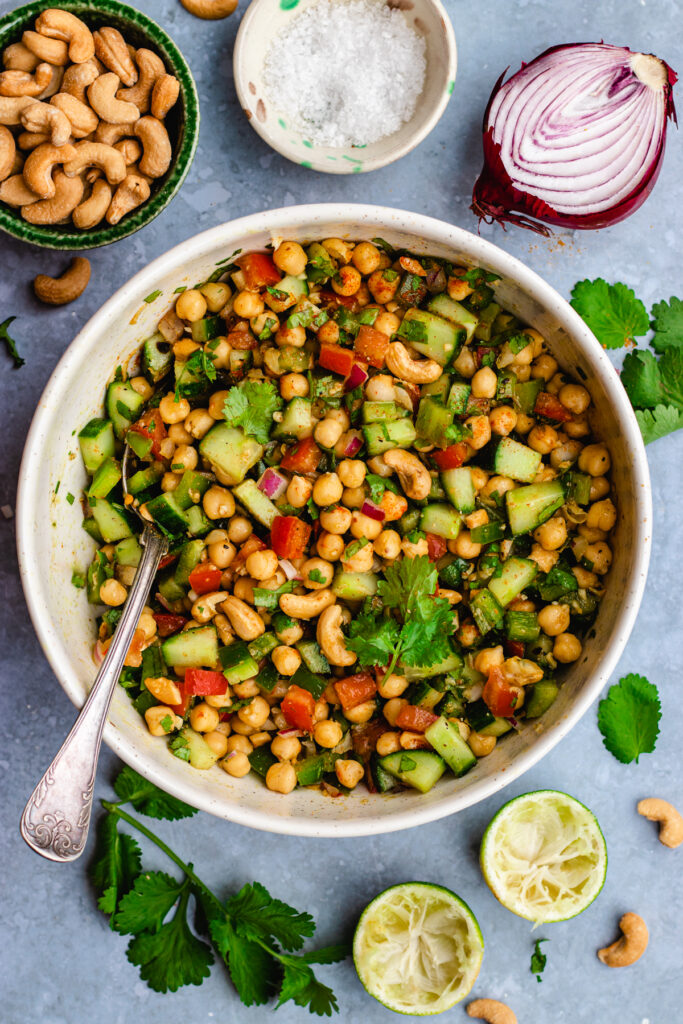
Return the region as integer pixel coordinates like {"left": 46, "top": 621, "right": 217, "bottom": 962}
{"left": 263, "top": 0, "right": 426, "bottom": 148}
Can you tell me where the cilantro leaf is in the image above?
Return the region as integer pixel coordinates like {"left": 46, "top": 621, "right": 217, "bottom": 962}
{"left": 207, "top": 909, "right": 275, "bottom": 1006}
{"left": 89, "top": 813, "right": 142, "bottom": 920}
{"left": 400, "top": 599, "right": 456, "bottom": 668}
{"left": 277, "top": 962, "right": 339, "bottom": 1016}
{"left": 114, "top": 871, "right": 185, "bottom": 935}
{"left": 597, "top": 673, "right": 661, "bottom": 763}
{"left": 223, "top": 380, "right": 283, "bottom": 444}
{"left": 365, "top": 473, "right": 399, "bottom": 505}
{"left": 126, "top": 887, "right": 213, "bottom": 992}
{"left": 113, "top": 765, "right": 197, "bottom": 820}
{"left": 294, "top": 944, "right": 350, "bottom": 965}
{"left": 621, "top": 350, "right": 662, "bottom": 408}
{"left": 346, "top": 610, "right": 401, "bottom": 667}
{"left": 254, "top": 580, "right": 298, "bottom": 611}
{"left": 226, "top": 881, "right": 315, "bottom": 951}
{"left": 636, "top": 405, "right": 683, "bottom": 444}
{"left": 650, "top": 296, "right": 683, "bottom": 352}
{"left": 530, "top": 938, "right": 549, "bottom": 982}
{"left": 621, "top": 347, "right": 683, "bottom": 443}
{"left": 570, "top": 279, "right": 649, "bottom": 349}
{"left": 378, "top": 555, "right": 438, "bottom": 619}
{"left": 0, "top": 316, "right": 24, "bottom": 368}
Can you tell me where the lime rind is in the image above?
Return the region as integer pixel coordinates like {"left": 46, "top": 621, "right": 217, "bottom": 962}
{"left": 353, "top": 882, "right": 484, "bottom": 1016}
{"left": 480, "top": 789, "right": 607, "bottom": 924}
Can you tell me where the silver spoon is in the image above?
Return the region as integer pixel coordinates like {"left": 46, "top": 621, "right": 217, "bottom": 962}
{"left": 20, "top": 444, "right": 168, "bottom": 862}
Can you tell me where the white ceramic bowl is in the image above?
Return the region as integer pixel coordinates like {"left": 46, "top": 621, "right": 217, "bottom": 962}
{"left": 233, "top": 0, "right": 456, "bottom": 173}
{"left": 17, "top": 204, "right": 651, "bottom": 837}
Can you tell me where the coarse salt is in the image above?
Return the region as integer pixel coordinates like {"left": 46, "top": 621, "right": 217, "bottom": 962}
{"left": 263, "top": 0, "right": 426, "bottom": 148}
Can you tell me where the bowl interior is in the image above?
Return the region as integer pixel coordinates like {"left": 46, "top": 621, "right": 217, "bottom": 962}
{"left": 233, "top": 0, "right": 456, "bottom": 173}
{"left": 17, "top": 206, "right": 650, "bottom": 837}
{"left": 0, "top": 0, "right": 199, "bottom": 250}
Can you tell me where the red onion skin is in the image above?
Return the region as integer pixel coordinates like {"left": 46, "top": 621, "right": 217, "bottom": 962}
{"left": 472, "top": 44, "right": 678, "bottom": 234}
{"left": 258, "top": 467, "right": 287, "bottom": 499}
{"left": 343, "top": 434, "right": 363, "bottom": 457}
{"left": 361, "top": 499, "right": 386, "bottom": 522}
{"left": 344, "top": 362, "right": 369, "bottom": 392}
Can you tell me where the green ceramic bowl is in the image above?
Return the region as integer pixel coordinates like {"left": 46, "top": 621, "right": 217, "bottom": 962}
{"left": 0, "top": 0, "right": 199, "bottom": 249}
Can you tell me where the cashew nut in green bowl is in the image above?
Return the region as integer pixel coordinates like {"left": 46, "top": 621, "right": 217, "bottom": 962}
{"left": 0, "top": 0, "right": 199, "bottom": 250}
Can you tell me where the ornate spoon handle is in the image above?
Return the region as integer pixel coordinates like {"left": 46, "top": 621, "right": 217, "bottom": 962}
{"left": 20, "top": 524, "right": 167, "bottom": 862}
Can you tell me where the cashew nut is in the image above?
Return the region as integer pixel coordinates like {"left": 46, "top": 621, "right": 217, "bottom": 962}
{"left": 151, "top": 74, "right": 180, "bottom": 119}
{"left": 134, "top": 115, "right": 171, "bottom": 178}
{"left": 63, "top": 141, "right": 126, "bottom": 184}
{"left": 382, "top": 448, "right": 432, "bottom": 500}
{"left": 191, "top": 590, "right": 227, "bottom": 624}
{"left": 0, "top": 95, "right": 37, "bottom": 126}
{"left": 117, "top": 49, "right": 164, "bottom": 114}
{"left": 0, "top": 125, "right": 16, "bottom": 182}
{"left": 61, "top": 60, "right": 100, "bottom": 103}
{"left": 467, "top": 999, "right": 517, "bottom": 1024}
{"left": 598, "top": 913, "right": 648, "bottom": 967}
{"left": 114, "top": 137, "right": 142, "bottom": 165}
{"left": 221, "top": 595, "right": 265, "bottom": 641}
{"left": 51, "top": 92, "right": 99, "bottom": 137}
{"left": 386, "top": 341, "right": 443, "bottom": 384}
{"left": 317, "top": 605, "right": 357, "bottom": 667}
{"left": 21, "top": 167, "right": 83, "bottom": 223}
{"left": 0, "top": 63, "right": 53, "bottom": 97}
{"left": 0, "top": 172, "right": 39, "bottom": 206}
{"left": 95, "top": 121, "right": 134, "bottom": 146}
{"left": 37, "top": 64, "right": 64, "bottom": 101}
{"left": 73, "top": 177, "right": 112, "bottom": 229}
{"left": 22, "top": 141, "right": 77, "bottom": 198}
{"left": 22, "top": 31, "right": 69, "bottom": 67}
{"left": 93, "top": 27, "right": 138, "bottom": 86}
{"left": 637, "top": 797, "right": 683, "bottom": 849}
{"left": 33, "top": 256, "right": 91, "bottom": 305}
{"left": 17, "top": 130, "right": 51, "bottom": 150}
{"left": 3, "top": 42, "right": 40, "bottom": 72}
{"left": 105, "top": 172, "right": 150, "bottom": 224}
{"left": 180, "top": 0, "right": 239, "bottom": 18}
{"left": 279, "top": 588, "right": 336, "bottom": 620}
{"left": 34, "top": 10, "right": 95, "bottom": 65}
{"left": 20, "top": 100, "right": 71, "bottom": 146}
{"left": 88, "top": 72, "right": 139, "bottom": 123}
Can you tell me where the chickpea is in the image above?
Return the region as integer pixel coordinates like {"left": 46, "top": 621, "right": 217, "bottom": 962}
{"left": 584, "top": 541, "right": 612, "bottom": 575}
{"left": 565, "top": 417, "right": 591, "bottom": 439}
{"left": 317, "top": 320, "right": 340, "bottom": 345}
{"left": 238, "top": 695, "right": 271, "bottom": 730}
{"left": 550, "top": 439, "right": 582, "bottom": 470}
{"left": 343, "top": 486, "right": 367, "bottom": 510}
{"left": 530, "top": 543, "right": 559, "bottom": 573}
{"left": 335, "top": 759, "right": 365, "bottom": 789}
{"left": 265, "top": 761, "right": 297, "bottom": 793}
{"left": 343, "top": 539, "right": 374, "bottom": 573}
{"left": 375, "top": 732, "right": 402, "bottom": 756}
{"left": 271, "top": 733, "right": 302, "bottom": 762}
{"left": 531, "top": 354, "right": 558, "bottom": 381}
{"left": 367, "top": 268, "right": 400, "bottom": 304}
{"left": 185, "top": 408, "right": 214, "bottom": 440}
{"left": 206, "top": 390, "right": 229, "bottom": 420}
{"left": 233, "top": 289, "right": 265, "bottom": 318}
{"left": 537, "top": 604, "right": 571, "bottom": 636}
{"left": 168, "top": 423, "right": 193, "bottom": 445}
{"left": 313, "top": 698, "right": 329, "bottom": 724}
{"left": 205, "top": 687, "right": 232, "bottom": 709}
{"left": 273, "top": 240, "right": 307, "bottom": 276}
{"left": 138, "top": 611, "right": 157, "bottom": 640}
{"left": 515, "top": 412, "right": 535, "bottom": 434}
{"left": 377, "top": 673, "right": 408, "bottom": 699}
{"left": 190, "top": 702, "right": 220, "bottom": 733}
{"left": 586, "top": 498, "right": 617, "bottom": 532}
{"left": 160, "top": 472, "right": 178, "bottom": 495}
{"left": 200, "top": 281, "right": 231, "bottom": 312}
{"left": 559, "top": 383, "right": 591, "bottom": 415}
{"left": 172, "top": 444, "right": 198, "bottom": 472}
{"left": 286, "top": 475, "right": 313, "bottom": 509}
{"left": 534, "top": 516, "right": 567, "bottom": 551}
{"left": 233, "top": 577, "right": 255, "bottom": 603}
{"left": 246, "top": 549, "right": 279, "bottom": 581}
{"left": 174, "top": 339, "right": 200, "bottom": 361}
{"left": 313, "top": 720, "right": 343, "bottom": 748}
{"left": 474, "top": 646, "right": 504, "bottom": 675}
{"left": 221, "top": 751, "right": 251, "bottom": 778}
{"left": 203, "top": 486, "right": 235, "bottom": 520}
{"left": 130, "top": 376, "right": 154, "bottom": 401}
{"left": 332, "top": 265, "right": 361, "bottom": 296}
{"left": 489, "top": 405, "right": 517, "bottom": 436}
{"left": 452, "top": 347, "right": 477, "bottom": 378}
{"left": 573, "top": 565, "right": 598, "bottom": 588}
{"left": 145, "top": 706, "right": 182, "bottom": 736}
{"left": 553, "top": 632, "right": 583, "bottom": 663}
{"left": 447, "top": 274, "right": 473, "bottom": 301}
{"left": 468, "top": 732, "right": 497, "bottom": 757}
{"left": 482, "top": 475, "right": 515, "bottom": 499}
{"left": 314, "top": 417, "right": 344, "bottom": 449}
{"left": 274, "top": 619, "right": 303, "bottom": 646}
{"left": 528, "top": 424, "right": 559, "bottom": 454}
{"left": 159, "top": 393, "right": 190, "bottom": 424}
{"left": 208, "top": 539, "right": 236, "bottom": 569}
{"left": 457, "top": 620, "right": 480, "bottom": 647}
{"left": 100, "top": 578, "right": 127, "bottom": 606}
{"left": 302, "top": 557, "right": 334, "bottom": 589}
{"left": 547, "top": 372, "right": 568, "bottom": 395}
{"left": 337, "top": 459, "right": 366, "bottom": 488}
{"left": 454, "top": 531, "right": 481, "bottom": 560}
{"left": 313, "top": 473, "right": 343, "bottom": 506}
{"left": 175, "top": 288, "right": 207, "bottom": 322}
{"left": 320, "top": 506, "right": 352, "bottom": 535}
{"left": 374, "top": 310, "right": 400, "bottom": 336}
{"left": 471, "top": 367, "right": 498, "bottom": 399}
{"left": 205, "top": 730, "right": 229, "bottom": 757}
{"left": 212, "top": 338, "right": 231, "bottom": 370}
{"left": 402, "top": 535, "right": 429, "bottom": 558}
{"left": 276, "top": 324, "right": 306, "bottom": 349}
{"left": 327, "top": 407, "right": 351, "bottom": 429}
{"left": 589, "top": 477, "right": 610, "bottom": 503}
{"left": 316, "top": 532, "right": 343, "bottom": 561}
{"left": 350, "top": 510, "right": 383, "bottom": 540}
{"left": 373, "top": 529, "right": 401, "bottom": 561}
{"left": 344, "top": 700, "right": 376, "bottom": 724}
{"left": 226, "top": 734, "right": 253, "bottom": 755}
{"left": 383, "top": 698, "right": 408, "bottom": 727}
{"left": 351, "top": 241, "right": 381, "bottom": 275}
{"left": 228, "top": 516, "right": 252, "bottom": 543}
{"left": 280, "top": 372, "right": 309, "bottom": 400}
{"left": 465, "top": 415, "right": 491, "bottom": 450}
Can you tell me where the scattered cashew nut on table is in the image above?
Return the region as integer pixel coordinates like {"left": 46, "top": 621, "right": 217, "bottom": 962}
{"left": 180, "top": 0, "right": 239, "bottom": 18}
{"left": 23, "top": 141, "right": 77, "bottom": 198}
{"left": 0, "top": 63, "right": 53, "bottom": 97}
{"left": 597, "top": 912, "right": 649, "bottom": 967}
{"left": 467, "top": 999, "right": 517, "bottom": 1024}
{"left": 637, "top": 797, "right": 683, "bottom": 848}
{"left": 383, "top": 448, "right": 432, "bottom": 500}
{"left": 280, "top": 588, "right": 337, "bottom": 620}
{"left": 385, "top": 340, "right": 443, "bottom": 383}
{"left": 33, "top": 256, "right": 91, "bottom": 305}
{"left": 34, "top": 9, "right": 95, "bottom": 65}
{"left": 316, "top": 605, "right": 357, "bottom": 667}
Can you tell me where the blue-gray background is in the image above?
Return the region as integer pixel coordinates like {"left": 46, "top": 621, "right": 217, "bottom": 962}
{"left": 1, "top": 1, "right": 681, "bottom": 1021}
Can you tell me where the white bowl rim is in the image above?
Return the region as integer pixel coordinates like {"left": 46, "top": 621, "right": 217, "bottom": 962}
{"left": 16, "top": 203, "right": 652, "bottom": 838}
{"left": 232, "top": 0, "right": 457, "bottom": 174}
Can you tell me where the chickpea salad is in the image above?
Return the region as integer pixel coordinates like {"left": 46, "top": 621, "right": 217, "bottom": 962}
{"left": 76, "top": 237, "right": 616, "bottom": 798}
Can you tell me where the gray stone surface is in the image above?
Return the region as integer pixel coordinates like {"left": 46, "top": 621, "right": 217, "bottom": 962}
{"left": 1, "top": 0, "right": 681, "bottom": 1021}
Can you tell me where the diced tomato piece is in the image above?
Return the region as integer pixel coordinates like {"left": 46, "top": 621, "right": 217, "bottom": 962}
{"left": 426, "top": 532, "right": 448, "bottom": 561}
{"left": 334, "top": 672, "right": 377, "bottom": 711}
{"left": 281, "top": 684, "right": 316, "bottom": 732}
{"left": 158, "top": 552, "right": 178, "bottom": 570}
{"left": 280, "top": 436, "right": 322, "bottom": 474}
{"left": 227, "top": 329, "right": 257, "bottom": 350}
{"left": 354, "top": 325, "right": 390, "bottom": 369}
{"left": 129, "top": 408, "right": 166, "bottom": 458}
{"left": 170, "top": 682, "right": 191, "bottom": 718}
{"left": 271, "top": 515, "right": 312, "bottom": 560}
{"left": 506, "top": 640, "right": 525, "bottom": 659}
{"left": 236, "top": 252, "right": 281, "bottom": 289}
{"left": 534, "top": 391, "right": 573, "bottom": 422}
{"left": 318, "top": 344, "right": 357, "bottom": 378}
{"left": 432, "top": 443, "right": 468, "bottom": 470}
{"left": 188, "top": 562, "right": 223, "bottom": 595}
{"left": 482, "top": 666, "right": 521, "bottom": 718}
{"left": 153, "top": 613, "right": 188, "bottom": 637}
{"left": 184, "top": 668, "right": 229, "bottom": 696}
{"left": 395, "top": 705, "right": 439, "bottom": 733}
{"left": 235, "top": 534, "right": 267, "bottom": 563}
{"left": 319, "top": 288, "right": 361, "bottom": 312}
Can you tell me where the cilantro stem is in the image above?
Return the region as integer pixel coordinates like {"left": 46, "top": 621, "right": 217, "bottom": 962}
{"left": 383, "top": 640, "right": 403, "bottom": 679}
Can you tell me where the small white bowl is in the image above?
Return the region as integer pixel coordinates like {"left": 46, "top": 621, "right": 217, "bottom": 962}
{"left": 16, "top": 205, "right": 651, "bottom": 838}
{"left": 233, "top": 0, "right": 457, "bottom": 173}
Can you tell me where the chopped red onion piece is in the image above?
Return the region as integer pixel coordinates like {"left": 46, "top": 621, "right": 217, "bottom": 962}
{"left": 279, "top": 559, "right": 302, "bottom": 581}
{"left": 361, "top": 499, "right": 386, "bottom": 522}
{"left": 343, "top": 432, "right": 363, "bottom": 457}
{"left": 344, "top": 361, "right": 369, "bottom": 392}
{"left": 258, "top": 467, "right": 288, "bottom": 499}
{"left": 278, "top": 728, "right": 304, "bottom": 737}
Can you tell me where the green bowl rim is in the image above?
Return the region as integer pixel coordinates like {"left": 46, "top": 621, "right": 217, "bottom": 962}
{"left": 0, "top": 0, "right": 199, "bottom": 250}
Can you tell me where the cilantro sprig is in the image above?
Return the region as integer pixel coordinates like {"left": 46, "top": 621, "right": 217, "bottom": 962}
{"left": 570, "top": 279, "right": 649, "bottom": 349}
{"left": 91, "top": 766, "right": 347, "bottom": 1013}
{"left": 223, "top": 380, "right": 283, "bottom": 445}
{"left": 1, "top": 316, "right": 24, "bottom": 368}
{"left": 597, "top": 673, "right": 661, "bottom": 764}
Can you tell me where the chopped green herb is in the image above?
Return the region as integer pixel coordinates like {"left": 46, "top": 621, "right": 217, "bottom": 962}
{"left": 308, "top": 568, "right": 326, "bottom": 584}
{"left": 173, "top": 286, "right": 187, "bottom": 294}
{"left": 66, "top": 492, "right": 75, "bottom": 505}
{"left": 0, "top": 316, "right": 24, "bottom": 368}
{"left": 371, "top": 237, "right": 395, "bottom": 254}
{"left": 306, "top": 498, "right": 319, "bottom": 521}
{"left": 160, "top": 715, "right": 174, "bottom": 733}
{"left": 530, "top": 939, "right": 549, "bottom": 982}
{"left": 71, "top": 570, "right": 86, "bottom": 589}
{"left": 144, "top": 290, "right": 162, "bottom": 304}
{"left": 223, "top": 380, "right": 283, "bottom": 445}
{"left": 399, "top": 755, "right": 417, "bottom": 772}
{"left": 169, "top": 734, "right": 191, "bottom": 762}
{"left": 253, "top": 580, "right": 298, "bottom": 611}
{"left": 55, "top": 481, "right": 60, "bottom": 494}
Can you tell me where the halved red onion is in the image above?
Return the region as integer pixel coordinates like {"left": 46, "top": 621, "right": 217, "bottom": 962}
{"left": 343, "top": 432, "right": 363, "bottom": 457}
{"left": 279, "top": 558, "right": 302, "bottom": 581}
{"left": 344, "top": 361, "right": 369, "bottom": 392}
{"left": 361, "top": 499, "right": 386, "bottom": 522}
{"left": 472, "top": 43, "right": 677, "bottom": 234}
{"left": 258, "top": 467, "right": 288, "bottom": 500}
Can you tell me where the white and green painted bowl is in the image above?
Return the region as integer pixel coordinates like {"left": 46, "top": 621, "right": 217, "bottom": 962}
{"left": 233, "top": 0, "right": 456, "bottom": 173}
